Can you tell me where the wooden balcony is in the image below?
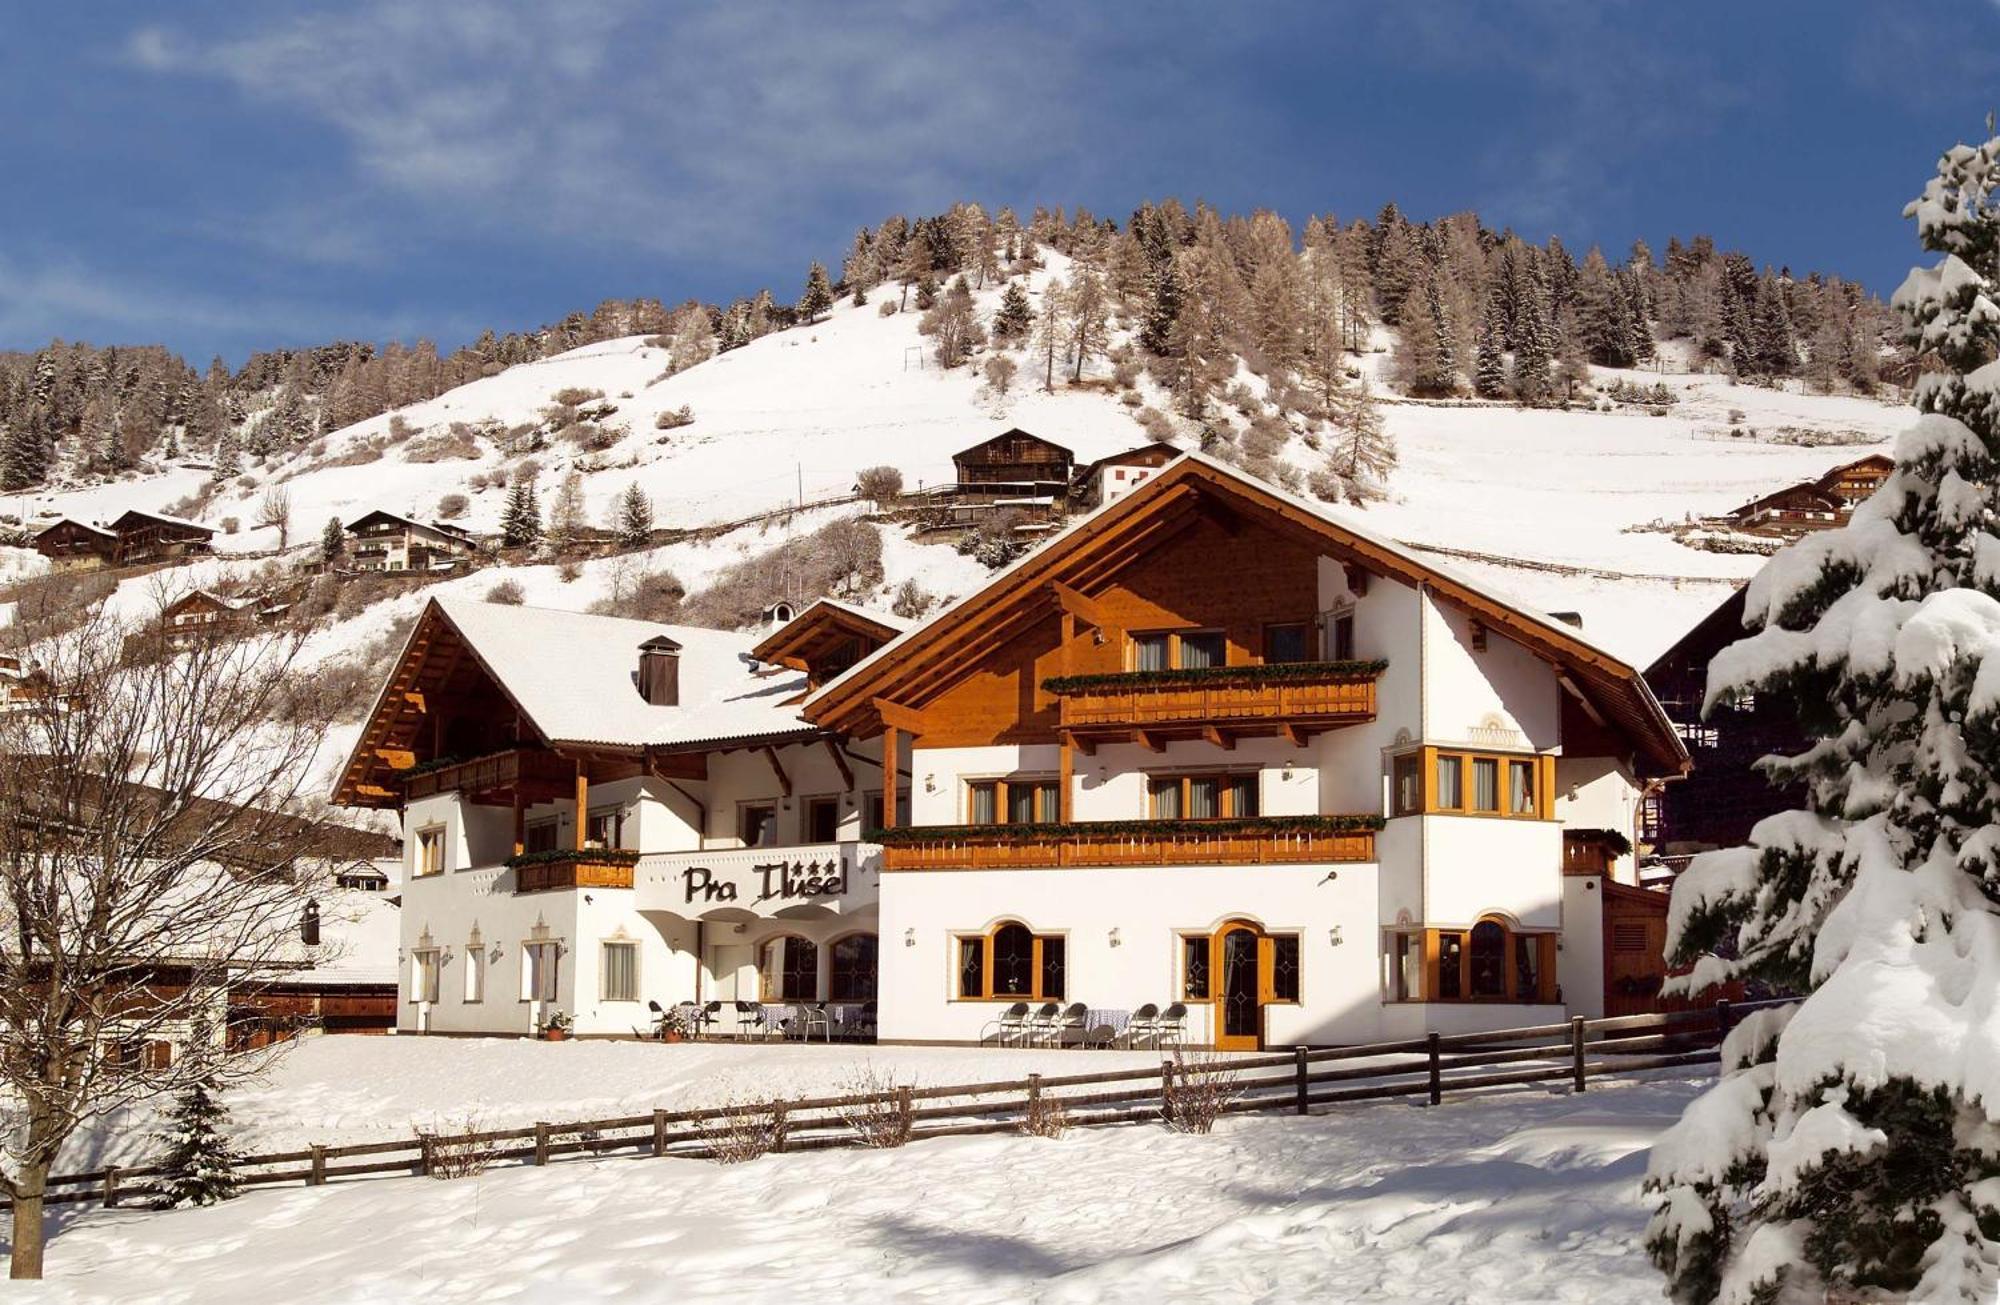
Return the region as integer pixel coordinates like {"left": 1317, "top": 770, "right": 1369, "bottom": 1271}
{"left": 1043, "top": 661, "right": 1383, "bottom": 748}
{"left": 403, "top": 748, "right": 575, "bottom": 804}
{"left": 512, "top": 851, "right": 640, "bottom": 894}
{"left": 1562, "top": 828, "right": 1632, "bottom": 877}
{"left": 878, "top": 817, "right": 1379, "bottom": 871}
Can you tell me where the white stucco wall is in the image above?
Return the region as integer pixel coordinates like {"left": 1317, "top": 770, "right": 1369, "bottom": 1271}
{"left": 1419, "top": 593, "right": 1559, "bottom": 752}
{"left": 1420, "top": 816, "right": 1564, "bottom": 930}
{"left": 1555, "top": 756, "right": 1641, "bottom": 883}
{"left": 1560, "top": 876, "right": 1607, "bottom": 1018}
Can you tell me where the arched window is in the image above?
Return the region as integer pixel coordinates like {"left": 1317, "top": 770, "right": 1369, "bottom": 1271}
{"left": 1468, "top": 920, "right": 1507, "bottom": 998}
{"left": 954, "top": 922, "right": 1064, "bottom": 1001}
{"left": 758, "top": 935, "right": 819, "bottom": 1001}
{"left": 829, "top": 933, "right": 877, "bottom": 1001}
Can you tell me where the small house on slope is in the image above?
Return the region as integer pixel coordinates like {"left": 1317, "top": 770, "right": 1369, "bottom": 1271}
{"left": 32, "top": 518, "right": 119, "bottom": 570}
{"left": 345, "top": 511, "right": 478, "bottom": 573}
{"left": 106, "top": 510, "right": 214, "bottom": 566}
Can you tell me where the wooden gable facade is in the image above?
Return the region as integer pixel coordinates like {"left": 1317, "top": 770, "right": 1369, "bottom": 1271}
{"left": 1818, "top": 453, "right": 1894, "bottom": 506}
{"left": 807, "top": 457, "right": 1687, "bottom": 819}
{"left": 33, "top": 518, "right": 118, "bottom": 569}
{"left": 952, "top": 429, "right": 1074, "bottom": 489}
{"left": 107, "top": 510, "right": 214, "bottom": 565}
{"left": 749, "top": 601, "right": 902, "bottom": 690}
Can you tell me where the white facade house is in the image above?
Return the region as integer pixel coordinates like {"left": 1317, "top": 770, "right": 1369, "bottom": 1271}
{"left": 339, "top": 453, "right": 1686, "bottom": 1048}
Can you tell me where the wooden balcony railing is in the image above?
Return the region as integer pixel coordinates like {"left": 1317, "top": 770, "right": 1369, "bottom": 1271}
{"left": 1043, "top": 661, "right": 1384, "bottom": 743}
{"left": 511, "top": 850, "right": 640, "bottom": 894}
{"left": 403, "top": 749, "right": 575, "bottom": 803}
{"left": 877, "top": 817, "right": 1379, "bottom": 871}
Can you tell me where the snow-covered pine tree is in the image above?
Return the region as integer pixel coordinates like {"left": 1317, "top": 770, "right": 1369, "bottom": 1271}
{"left": 1645, "top": 131, "right": 2000, "bottom": 1304}
{"left": 152, "top": 1074, "right": 241, "bottom": 1208}
{"left": 211, "top": 421, "right": 241, "bottom": 481}
{"left": 1, "top": 410, "right": 47, "bottom": 491}
{"left": 1474, "top": 291, "right": 1508, "bottom": 398}
{"left": 501, "top": 475, "right": 541, "bottom": 549}
{"left": 615, "top": 483, "right": 654, "bottom": 547}
{"left": 319, "top": 515, "right": 345, "bottom": 564}
{"left": 1312, "top": 376, "right": 1394, "bottom": 503}
{"left": 798, "top": 261, "right": 834, "bottom": 324}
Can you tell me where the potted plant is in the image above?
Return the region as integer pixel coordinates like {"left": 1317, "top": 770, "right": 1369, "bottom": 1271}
{"left": 540, "top": 1010, "right": 573, "bottom": 1042}
{"left": 658, "top": 1005, "right": 693, "bottom": 1044}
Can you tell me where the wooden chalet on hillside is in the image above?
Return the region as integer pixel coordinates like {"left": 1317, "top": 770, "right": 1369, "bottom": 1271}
{"left": 345, "top": 511, "right": 479, "bottom": 573}
{"left": 916, "top": 429, "right": 1078, "bottom": 534}
{"left": 1722, "top": 453, "right": 1896, "bottom": 540}
{"left": 31, "top": 518, "right": 120, "bottom": 570}
{"left": 106, "top": 509, "right": 214, "bottom": 565}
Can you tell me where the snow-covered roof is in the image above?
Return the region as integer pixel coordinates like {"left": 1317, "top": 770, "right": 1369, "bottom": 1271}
{"left": 345, "top": 509, "right": 476, "bottom": 540}
{"left": 34, "top": 517, "right": 116, "bottom": 541}
{"left": 431, "top": 595, "right": 816, "bottom": 751}
{"left": 169, "top": 589, "right": 257, "bottom": 613}
{"left": 288, "top": 891, "right": 400, "bottom": 988}
{"left": 109, "top": 508, "right": 213, "bottom": 534}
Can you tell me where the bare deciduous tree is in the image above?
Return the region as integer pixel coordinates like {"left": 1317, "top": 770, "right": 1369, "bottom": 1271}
{"left": 0, "top": 606, "right": 345, "bottom": 1279}
{"left": 254, "top": 486, "right": 292, "bottom": 551}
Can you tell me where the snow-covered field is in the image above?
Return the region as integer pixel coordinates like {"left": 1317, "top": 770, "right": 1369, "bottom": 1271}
{"left": 28, "top": 1036, "right": 1697, "bottom": 1303}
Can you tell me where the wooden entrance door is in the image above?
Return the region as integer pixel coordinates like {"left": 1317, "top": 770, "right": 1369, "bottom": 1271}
{"left": 1213, "top": 922, "right": 1267, "bottom": 1051}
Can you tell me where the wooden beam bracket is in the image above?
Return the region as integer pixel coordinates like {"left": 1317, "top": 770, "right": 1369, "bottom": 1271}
{"left": 762, "top": 746, "right": 794, "bottom": 798}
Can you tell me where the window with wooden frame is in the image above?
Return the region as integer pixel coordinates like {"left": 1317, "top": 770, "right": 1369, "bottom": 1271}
{"left": 1388, "top": 748, "right": 1554, "bottom": 820}
{"left": 759, "top": 935, "right": 819, "bottom": 1001}
{"left": 804, "top": 795, "right": 842, "bottom": 843}
{"left": 585, "top": 805, "right": 626, "bottom": 850}
{"left": 739, "top": 802, "right": 779, "bottom": 848}
{"left": 1263, "top": 621, "right": 1312, "bottom": 665}
{"left": 525, "top": 819, "right": 561, "bottom": 854}
{"left": 1388, "top": 919, "right": 1557, "bottom": 1003}
{"left": 1182, "top": 929, "right": 1301, "bottom": 1002}
{"left": 414, "top": 826, "right": 446, "bottom": 878}
{"left": 863, "top": 789, "right": 910, "bottom": 830}
{"left": 1129, "top": 628, "right": 1228, "bottom": 672}
{"left": 955, "top": 922, "right": 1065, "bottom": 1001}
{"left": 829, "top": 933, "right": 878, "bottom": 1000}
{"left": 1147, "top": 772, "right": 1259, "bottom": 820}
{"left": 965, "top": 776, "right": 1060, "bottom": 825}
{"left": 600, "top": 941, "right": 639, "bottom": 1002}
{"left": 1330, "top": 607, "right": 1356, "bottom": 662}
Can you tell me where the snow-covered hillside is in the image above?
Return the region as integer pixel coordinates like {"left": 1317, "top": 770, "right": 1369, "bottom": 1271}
{"left": 9, "top": 248, "right": 1908, "bottom": 712}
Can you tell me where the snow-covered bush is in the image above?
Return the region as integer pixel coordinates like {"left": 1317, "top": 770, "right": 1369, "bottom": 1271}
{"left": 437, "top": 493, "right": 469, "bottom": 519}
{"left": 653, "top": 406, "right": 694, "bottom": 432}
{"left": 1162, "top": 1051, "right": 1238, "bottom": 1135}
{"left": 838, "top": 1069, "right": 914, "bottom": 1149}
{"left": 485, "top": 578, "right": 525, "bottom": 606}
{"left": 1646, "top": 131, "right": 2000, "bottom": 1305}
{"left": 421, "top": 1112, "right": 501, "bottom": 1181}
{"left": 706, "top": 1100, "right": 789, "bottom": 1164}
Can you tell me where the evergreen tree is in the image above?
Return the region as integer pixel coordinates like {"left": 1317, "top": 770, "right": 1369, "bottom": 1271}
{"left": 1751, "top": 278, "right": 1797, "bottom": 376}
{"left": 615, "top": 482, "right": 654, "bottom": 547}
{"left": 1646, "top": 130, "right": 2000, "bottom": 1304}
{"left": 1474, "top": 291, "right": 1508, "bottom": 398}
{"left": 211, "top": 421, "right": 241, "bottom": 481}
{"left": 1, "top": 409, "right": 47, "bottom": 491}
{"left": 1314, "top": 377, "right": 1395, "bottom": 502}
{"left": 1065, "top": 271, "right": 1111, "bottom": 382}
{"left": 319, "top": 515, "right": 345, "bottom": 564}
{"left": 1510, "top": 276, "right": 1556, "bottom": 405}
{"left": 992, "top": 280, "right": 1034, "bottom": 345}
{"left": 501, "top": 474, "right": 541, "bottom": 549}
{"left": 152, "top": 1075, "right": 241, "bottom": 1208}
{"left": 797, "top": 261, "right": 834, "bottom": 323}
{"left": 1139, "top": 256, "right": 1184, "bottom": 355}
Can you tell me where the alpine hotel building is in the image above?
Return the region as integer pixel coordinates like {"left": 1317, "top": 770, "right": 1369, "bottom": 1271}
{"left": 336, "top": 452, "right": 1688, "bottom": 1049}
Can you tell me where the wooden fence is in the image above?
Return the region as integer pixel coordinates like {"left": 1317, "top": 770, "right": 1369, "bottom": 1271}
{"left": 7, "top": 1000, "right": 1768, "bottom": 1213}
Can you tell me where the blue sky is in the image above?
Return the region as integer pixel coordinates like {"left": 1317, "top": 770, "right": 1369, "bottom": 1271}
{"left": 6, "top": 2, "right": 1999, "bottom": 364}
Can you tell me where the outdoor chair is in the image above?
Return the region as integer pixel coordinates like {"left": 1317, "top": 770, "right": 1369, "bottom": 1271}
{"left": 1025, "top": 1001, "right": 1063, "bottom": 1046}
{"left": 982, "top": 1001, "right": 1031, "bottom": 1046}
{"left": 1122, "top": 1003, "right": 1161, "bottom": 1049}
{"left": 800, "top": 1003, "right": 833, "bottom": 1042}
{"left": 850, "top": 1000, "right": 878, "bottom": 1042}
{"left": 735, "top": 1001, "right": 774, "bottom": 1040}
{"left": 1053, "top": 1002, "right": 1090, "bottom": 1048}
{"left": 692, "top": 1001, "right": 724, "bottom": 1039}
{"left": 1156, "top": 1003, "right": 1190, "bottom": 1048}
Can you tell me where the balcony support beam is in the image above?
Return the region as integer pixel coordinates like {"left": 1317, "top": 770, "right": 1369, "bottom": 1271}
{"left": 762, "top": 746, "right": 793, "bottom": 798}
{"left": 823, "top": 737, "right": 854, "bottom": 791}
{"left": 1202, "top": 725, "right": 1234, "bottom": 751}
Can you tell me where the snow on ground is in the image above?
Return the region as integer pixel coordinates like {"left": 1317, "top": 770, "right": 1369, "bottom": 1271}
{"left": 28, "top": 1034, "right": 1700, "bottom": 1303}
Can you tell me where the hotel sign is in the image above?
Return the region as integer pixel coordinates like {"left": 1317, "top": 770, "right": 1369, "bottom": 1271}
{"left": 681, "top": 857, "right": 849, "bottom": 906}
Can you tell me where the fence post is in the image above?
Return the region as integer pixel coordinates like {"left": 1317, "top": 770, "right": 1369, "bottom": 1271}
{"left": 1426, "top": 1032, "right": 1442, "bottom": 1107}
{"left": 652, "top": 1109, "right": 668, "bottom": 1158}
{"left": 417, "top": 1133, "right": 434, "bottom": 1178}
{"left": 1160, "top": 1058, "right": 1176, "bottom": 1121}
{"left": 1570, "top": 1016, "right": 1588, "bottom": 1093}
{"left": 1027, "top": 1072, "right": 1042, "bottom": 1129}
{"left": 102, "top": 1165, "right": 118, "bottom": 1210}
{"left": 1294, "top": 1046, "right": 1309, "bottom": 1116}
{"left": 534, "top": 1122, "right": 550, "bottom": 1166}
{"left": 1715, "top": 998, "right": 1733, "bottom": 1046}
{"left": 309, "top": 1145, "right": 326, "bottom": 1187}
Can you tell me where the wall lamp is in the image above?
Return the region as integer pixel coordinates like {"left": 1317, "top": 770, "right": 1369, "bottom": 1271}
{"left": 903, "top": 927, "right": 916, "bottom": 948}
{"left": 924, "top": 773, "right": 937, "bottom": 793}
{"left": 1108, "top": 927, "right": 1122, "bottom": 948}
{"left": 1327, "top": 926, "right": 1343, "bottom": 947}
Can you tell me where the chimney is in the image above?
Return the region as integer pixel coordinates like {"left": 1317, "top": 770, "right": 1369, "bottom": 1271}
{"left": 637, "top": 635, "right": 682, "bottom": 706}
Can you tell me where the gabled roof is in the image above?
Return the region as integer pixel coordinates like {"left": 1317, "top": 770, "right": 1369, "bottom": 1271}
{"left": 1079, "top": 444, "right": 1179, "bottom": 478}
{"left": 345, "top": 509, "right": 475, "bottom": 540}
{"left": 333, "top": 597, "right": 820, "bottom": 805}
{"left": 805, "top": 452, "right": 1689, "bottom": 776}
{"left": 748, "top": 597, "right": 908, "bottom": 670}
{"left": 108, "top": 509, "right": 213, "bottom": 536}
{"left": 163, "top": 589, "right": 257, "bottom": 615}
{"left": 953, "top": 427, "right": 1075, "bottom": 464}
{"left": 1729, "top": 483, "right": 1842, "bottom": 518}
{"left": 33, "top": 517, "right": 116, "bottom": 542}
